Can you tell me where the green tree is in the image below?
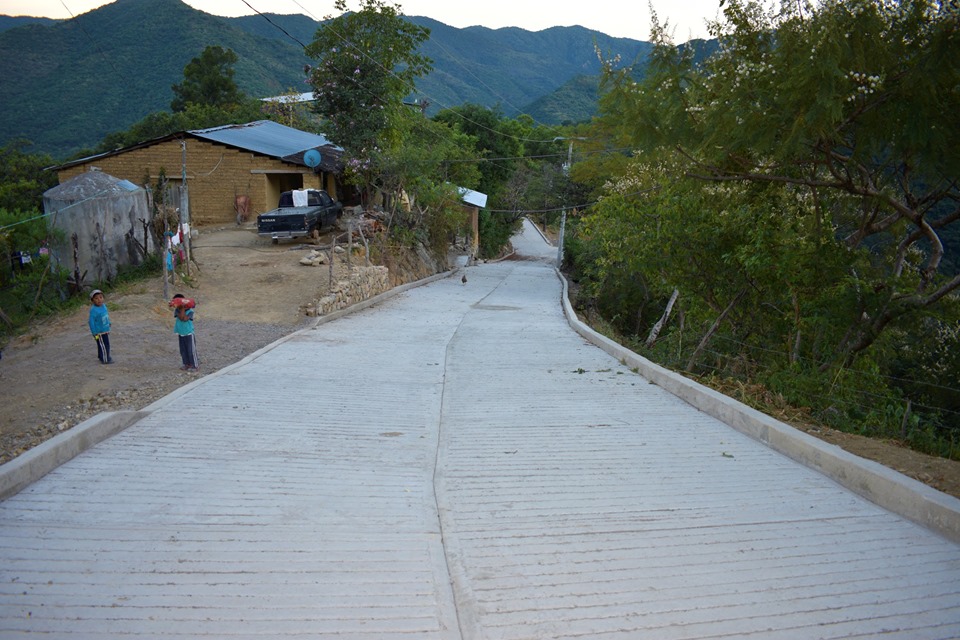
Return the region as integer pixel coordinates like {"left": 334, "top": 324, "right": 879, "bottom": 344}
{"left": 433, "top": 103, "right": 524, "bottom": 200}
{"left": 570, "top": 0, "right": 960, "bottom": 454}
{"left": 0, "top": 141, "right": 63, "bottom": 321}
{"left": 579, "top": 151, "right": 848, "bottom": 360}
{"left": 371, "top": 109, "right": 482, "bottom": 260}
{"left": 304, "top": 0, "right": 432, "bottom": 164}
{"left": 434, "top": 105, "right": 555, "bottom": 257}
{"left": 596, "top": 0, "right": 960, "bottom": 368}
{"left": 170, "top": 46, "right": 245, "bottom": 112}
{"left": 0, "top": 205, "right": 62, "bottom": 331}
{"left": 0, "top": 140, "right": 57, "bottom": 213}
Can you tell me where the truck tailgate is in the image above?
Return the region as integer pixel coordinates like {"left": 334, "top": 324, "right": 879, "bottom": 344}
{"left": 257, "top": 209, "right": 311, "bottom": 236}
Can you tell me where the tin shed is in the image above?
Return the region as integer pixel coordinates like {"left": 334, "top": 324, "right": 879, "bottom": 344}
{"left": 43, "top": 170, "right": 154, "bottom": 286}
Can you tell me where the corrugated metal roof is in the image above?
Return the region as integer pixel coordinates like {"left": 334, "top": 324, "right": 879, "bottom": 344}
{"left": 189, "top": 120, "right": 338, "bottom": 159}
{"left": 261, "top": 92, "right": 316, "bottom": 104}
{"left": 458, "top": 187, "right": 488, "bottom": 208}
{"left": 53, "top": 121, "right": 345, "bottom": 172}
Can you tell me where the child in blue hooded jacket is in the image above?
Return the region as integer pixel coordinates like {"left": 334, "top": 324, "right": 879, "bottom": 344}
{"left": 171, "top": 293, "right": 199, "bottom": 371}
{"left": 88, "top": 289, "right": 113, "bottom": 364}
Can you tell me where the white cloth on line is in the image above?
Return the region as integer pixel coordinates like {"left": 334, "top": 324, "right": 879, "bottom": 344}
{"left": 292, "top": 189, "right": 309, "bottom": 207}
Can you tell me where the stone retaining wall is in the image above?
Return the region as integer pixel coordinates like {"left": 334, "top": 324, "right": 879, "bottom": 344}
{"left": 303, "top": 266, "right": 391, "bottom": 317}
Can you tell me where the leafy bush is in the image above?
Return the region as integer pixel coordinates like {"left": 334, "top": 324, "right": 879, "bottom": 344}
{"left": 0, "top": 255, "right": 74, "bottom": 340}
{"left": 477, "top": 210, "right": 520, "bottom": 259}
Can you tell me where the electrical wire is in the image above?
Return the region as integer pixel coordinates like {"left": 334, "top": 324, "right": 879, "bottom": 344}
{"left": 57, "top": 0, "right": 121, "bottom": 75}
{"left": 417, "top": 31, "right": 566, "bottom": 136}
{"left": 245, "top": 0, "right": 588, "bottom": 147}
{"left": 691, "top": 354, "right": 960, "bottom": 421}
{"left": 708, "top": 334, "right": 960, "bottom": 396}
{"left": 225, "top": 0, "right": 626, "bottom": 197}
{"left": 239, "top": 0, "right": 308, "bottom": 48}
{"left": 0, "top": 189, "right": 115, "bottom": 231}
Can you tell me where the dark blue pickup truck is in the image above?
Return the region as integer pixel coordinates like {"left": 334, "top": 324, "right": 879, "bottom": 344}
{"left": 257, "top": 189, "right": 343, "bottom": 243}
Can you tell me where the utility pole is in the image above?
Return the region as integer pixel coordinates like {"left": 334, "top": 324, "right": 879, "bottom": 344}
{"left": 553, "top": 137, "right": 585, "bottom": 268}
{"left": 180, "top": 139, "right": 191, "bottom": 277}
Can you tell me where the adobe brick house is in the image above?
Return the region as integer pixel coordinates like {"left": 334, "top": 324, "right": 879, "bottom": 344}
{"left": 54, "top": 121, "right": 343, "bottom": 227}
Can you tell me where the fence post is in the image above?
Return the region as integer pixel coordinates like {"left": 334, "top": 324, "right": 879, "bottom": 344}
{"left": 900, "top": 399, "right": 912, "bottom": 440}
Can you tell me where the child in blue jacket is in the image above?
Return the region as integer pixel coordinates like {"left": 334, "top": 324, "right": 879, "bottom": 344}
{"left": 88, "top": 289, "right": 113, "bottom": 364}
{"left": 171, "top": 293, "right": 199, "bottom": 371}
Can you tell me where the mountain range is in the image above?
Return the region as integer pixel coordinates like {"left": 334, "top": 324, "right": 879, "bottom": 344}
{"left": 0, "top": 0, "right": 656, "bottom": 160}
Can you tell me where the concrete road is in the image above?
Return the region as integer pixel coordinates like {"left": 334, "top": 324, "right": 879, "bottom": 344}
{"left": 1, "top": 220, "right": 959, "bottom": 638}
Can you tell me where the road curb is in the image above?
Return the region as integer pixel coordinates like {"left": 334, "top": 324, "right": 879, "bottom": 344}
{"left": 555, "top": 269, "right": 960, "bottom": 544}
{"left": 0, "top": 411, "right": 148, "bottom": 500}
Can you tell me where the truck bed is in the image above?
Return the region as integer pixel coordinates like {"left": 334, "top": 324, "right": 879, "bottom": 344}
{"left": 256, "top": 189, "right": 342, "bottom": 242}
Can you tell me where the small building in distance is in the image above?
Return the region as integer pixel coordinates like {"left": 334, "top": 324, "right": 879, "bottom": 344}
{"left": 53, "top": 121, "right": 343, "bottom": 227}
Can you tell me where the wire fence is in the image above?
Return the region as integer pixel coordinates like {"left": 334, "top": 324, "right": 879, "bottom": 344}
{"left": 614, "top": 318, "right": 960, "bottom": 459}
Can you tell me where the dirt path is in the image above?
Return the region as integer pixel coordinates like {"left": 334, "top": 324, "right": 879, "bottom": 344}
{"left": 0, "top": 226, "right": 349, "bottom": 464}
{"left": 2, "top": 225, "right": 960, "bottom": 503}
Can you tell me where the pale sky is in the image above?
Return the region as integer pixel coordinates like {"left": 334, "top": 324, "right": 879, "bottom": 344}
{"left": 1, "top": 0, "right": 721, "bottom": 42}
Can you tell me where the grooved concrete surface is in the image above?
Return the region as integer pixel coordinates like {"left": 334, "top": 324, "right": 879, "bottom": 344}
{"left": 2, "top": 220, "right": 959, "bottom": 638}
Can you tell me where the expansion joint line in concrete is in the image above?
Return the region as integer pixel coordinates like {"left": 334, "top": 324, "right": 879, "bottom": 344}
{"left": 432, "top": 265, "right": 516, "bottom": 640}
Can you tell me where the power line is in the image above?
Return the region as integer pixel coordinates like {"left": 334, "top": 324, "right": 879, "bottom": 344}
{"left": 416, "top": 33, "right": 565, "bottom": 136}
{"left": 693, "top": 353, "right": 960, "bottom": 421}
{"left": 239, "top": 0, "right": 308, "bottom": 48}
{"left": 58, "top": 0, "right": 121, "bottom": 76}
{"left": 450, "top": 146, "right": 634, "bottom": 164}
{"left": 485, "top": 185, "right": 658, "bottom": 214}
{"left": 248, "top": 0, "right": 577, "bottom": 148}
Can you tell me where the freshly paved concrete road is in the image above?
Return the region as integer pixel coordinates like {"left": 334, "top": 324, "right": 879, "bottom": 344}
{"left": 2, "top": 220, "right": 959, "bottom": 638}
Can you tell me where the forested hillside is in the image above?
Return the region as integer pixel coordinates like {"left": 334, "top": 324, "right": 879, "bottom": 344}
{"left": 0, "top": 0, "right": 650, "bottom": 159}
{"left": 0, "top": 16, "right": 56, "bottom": 31}
{"left": 0, "top": 0, "right": 309, "bottom": 158}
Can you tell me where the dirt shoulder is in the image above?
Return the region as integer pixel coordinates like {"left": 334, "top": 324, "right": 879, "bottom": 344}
{"left": 2, "top": 225, "right": 960, "bottom": 502}
{"left": 0, "top": 226, "right": 351, "bottom": 464}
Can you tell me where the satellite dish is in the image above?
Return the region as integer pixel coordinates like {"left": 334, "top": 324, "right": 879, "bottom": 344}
{"left": 303, "top": 149, "right": 322, "bottom": 168}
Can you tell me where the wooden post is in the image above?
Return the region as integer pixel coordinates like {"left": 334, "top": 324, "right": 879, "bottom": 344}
{"left": 71, "top": 233, "right": 81, "bottom": 293}
{"left": 162, "top": 212, "right": 170, "bottom": 302}
{"left": 357, "top": 223, "right": 371, "bottom": 266}
{"left": 470, "top": 206, "right": 479, "bottom": 263}
{"left": 685, "top": 289, "right": 745, "bottom": 372}
{"left": 646, "top": 289, "right": 679, "bottom": 348}
{"left": 328, "top": 234, "right": 335, "bottom": 288}
{"left": 180, "top": 141, "right": 191, "bottom": 277}
{"left": 901, "top": 399, "right": 912, "bottom": 440}
{"left": 347, "top": 221, "right": 353, "bottom": 271}
{"left": 141, "top": 219, "right": 150, "bottom": 259}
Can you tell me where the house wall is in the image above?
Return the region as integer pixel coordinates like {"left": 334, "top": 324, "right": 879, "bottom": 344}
{"left": 58, "top": 139, "right": 334, "bottom": 227}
